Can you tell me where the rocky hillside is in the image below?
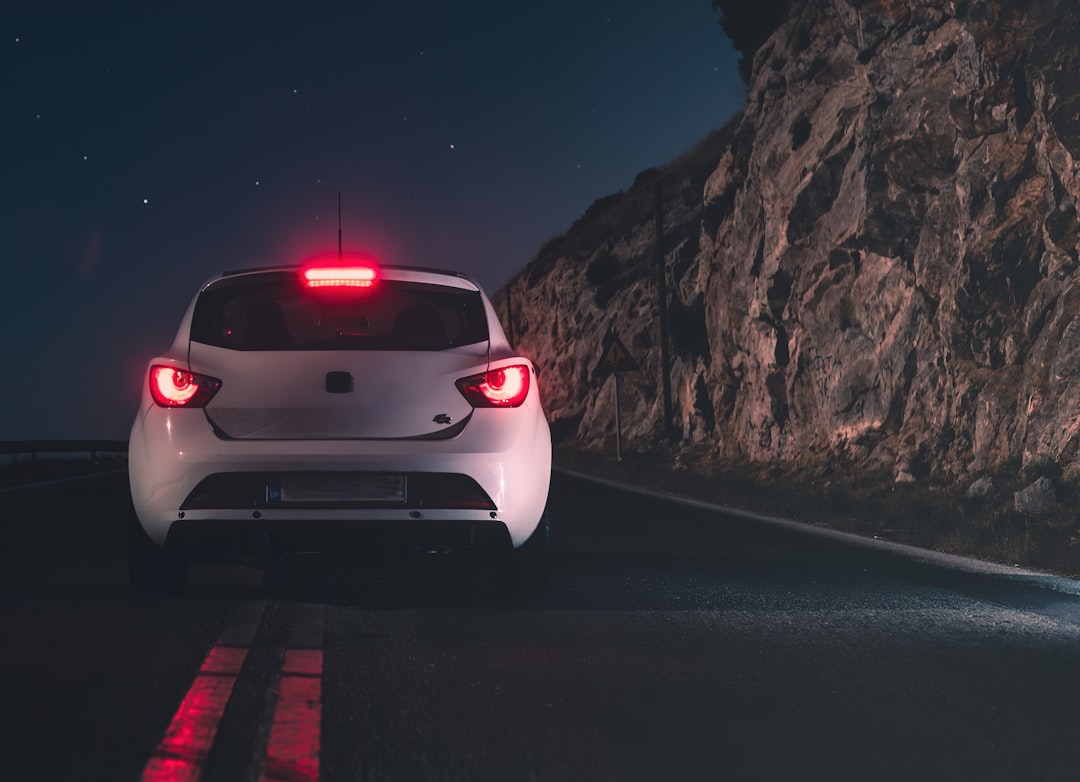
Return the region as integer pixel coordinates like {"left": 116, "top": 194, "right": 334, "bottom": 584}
{"left": 496, "top": 0, "right": 1080, "bottom": 485}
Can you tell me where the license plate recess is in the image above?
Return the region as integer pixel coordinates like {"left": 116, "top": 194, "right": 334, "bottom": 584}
{"left": 280, "top": 473, "right": 406, "bottom": 503}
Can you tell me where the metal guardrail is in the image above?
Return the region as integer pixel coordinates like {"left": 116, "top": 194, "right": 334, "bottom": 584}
{"left": 0, "top": 440, "right": 128, "bottom": 462}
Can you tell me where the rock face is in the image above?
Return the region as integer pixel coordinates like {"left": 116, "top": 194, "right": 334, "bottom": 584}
{"left": 1014, "top": 476, "right": 1057, "bottom": 515}
{"left": 495, "top": 0, "right": 1080, "bottom": 482}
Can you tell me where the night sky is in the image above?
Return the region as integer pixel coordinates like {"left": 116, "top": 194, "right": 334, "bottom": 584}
{"left": 4, "top": 3, "right": 742, "bottom": 440}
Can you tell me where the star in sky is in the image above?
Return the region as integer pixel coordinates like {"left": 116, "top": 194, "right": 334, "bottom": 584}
{"left": 1, "top": 2, "right": 740, "bottom": 441}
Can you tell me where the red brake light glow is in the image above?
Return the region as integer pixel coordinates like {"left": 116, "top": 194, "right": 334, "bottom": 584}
{"left": 302, "top": 266, "right": 377, "bottom": 288}
{"left": 149, "top": 365, "right": 222, "bottom": 408}
{"left": 456, "top": 365, "right": 530, "bottom": 408}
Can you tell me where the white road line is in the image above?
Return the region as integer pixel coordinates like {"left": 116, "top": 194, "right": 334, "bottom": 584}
{"left": 259, "top": 604, "right": 326, "bottom": 782}
{"left": 139, "top": 601, "right": 266, "bottom": 782}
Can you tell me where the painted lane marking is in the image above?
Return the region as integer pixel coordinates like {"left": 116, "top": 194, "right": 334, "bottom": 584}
{"left": 140, "top": 601, "right": 266, "bottom": 782}
{"left": 217, "top": 600, "right": 269, "bottom": 647}
{"left": 140, "top": 648, "right": 248, "bottom": 782}
{"left": 259, "top": 649, "right": 324, "bottom": 782}
{"left": 283, "top": 602, "right": 327, "bottom": 649}
{"left": 259, "top": 604, "right": 326, "bottom": 782}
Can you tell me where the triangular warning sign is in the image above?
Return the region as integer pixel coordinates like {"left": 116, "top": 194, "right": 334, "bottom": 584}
{"left": 594, "top": 331, "right": 640, "bottom": 375}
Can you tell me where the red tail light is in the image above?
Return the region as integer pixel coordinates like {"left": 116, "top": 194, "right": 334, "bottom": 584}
{"left": 149, "top": 365, "right": 222, "bottom": 408}
{"left": 456, "top": 365, "right": 530, "bottom": 408}
{"left": 302, "top": 266, "right": 377, "bottom": 288}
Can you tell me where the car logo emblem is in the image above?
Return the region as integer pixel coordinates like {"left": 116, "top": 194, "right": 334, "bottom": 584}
{"left": 433, "top": 413, "right": 452, "bottom": 425}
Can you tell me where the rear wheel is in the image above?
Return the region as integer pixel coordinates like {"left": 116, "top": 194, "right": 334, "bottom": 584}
{"left": 128, "top": 513, "right": 187, "bottom": 596}
{"left": 498, "top": 508, "right": 551, "bottom": 601}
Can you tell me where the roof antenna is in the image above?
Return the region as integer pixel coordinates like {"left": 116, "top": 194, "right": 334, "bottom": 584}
{"left": 337, "top": 192, "right": 343, "bottom": 261}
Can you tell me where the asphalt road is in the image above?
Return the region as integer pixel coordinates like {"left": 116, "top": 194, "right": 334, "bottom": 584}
{"left": 3, "top": 469, "right": 1080, "bottom": 781}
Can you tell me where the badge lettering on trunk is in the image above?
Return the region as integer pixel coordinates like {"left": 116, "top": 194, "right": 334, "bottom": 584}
{"left": 433, "top": 413, "right": 452, "bottom": 425}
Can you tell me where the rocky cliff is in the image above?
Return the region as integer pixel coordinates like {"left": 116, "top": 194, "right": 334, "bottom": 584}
{"left": 495, "top": 0, "right": 1080, "bottom": 484}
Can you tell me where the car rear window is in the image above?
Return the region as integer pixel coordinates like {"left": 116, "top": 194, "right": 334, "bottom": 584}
{"left": 190, "top": 272, "right": 488, "bottom": 351}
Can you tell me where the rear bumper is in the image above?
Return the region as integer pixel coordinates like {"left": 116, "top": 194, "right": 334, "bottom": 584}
{"left": 129, "top": 398, "right": 551, "bottom": 548}
{"left": 164, "top": 517, "right": 513, "bottom": 563}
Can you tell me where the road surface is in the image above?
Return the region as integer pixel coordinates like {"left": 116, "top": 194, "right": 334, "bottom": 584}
{"left": 2, "top": 469, "right": 1080, "bottom": 781}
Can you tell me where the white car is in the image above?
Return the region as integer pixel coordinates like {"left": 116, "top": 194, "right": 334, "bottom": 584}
{"left": 128, "top": 260, "right": 552, "bottom": 593}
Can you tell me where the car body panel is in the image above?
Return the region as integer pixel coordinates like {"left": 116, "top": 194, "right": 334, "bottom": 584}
{"left": 129, "top": 264, "right": 551, "bottom": 558}
{"left": 192, "top": 344, "right": 485, "bottom": 439}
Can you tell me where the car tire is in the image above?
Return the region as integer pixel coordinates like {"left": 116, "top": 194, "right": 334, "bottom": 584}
{"left": 128, "top": 513, "right": 187, "bottom": 596}
{"left": 499, "top": 508, "right": 551, "bottom": 602}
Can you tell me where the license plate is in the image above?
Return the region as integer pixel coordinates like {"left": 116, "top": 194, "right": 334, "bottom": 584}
{"left": 280, "top": 473, "right": 406, "bottom": 503}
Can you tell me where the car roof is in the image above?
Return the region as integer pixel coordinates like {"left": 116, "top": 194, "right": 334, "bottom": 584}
{"left": 212, "top": 263, "right": 482, "bottom": 292}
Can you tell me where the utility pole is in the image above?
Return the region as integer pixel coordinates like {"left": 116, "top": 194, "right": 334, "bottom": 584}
{"left": 654, "top": 183, "right": 674, "bottom": 440}
{"left": 613, "top": 368, "right": 623, "bottom": 462}
{"left": 506, "top": 283, "right": 515, "bottom": 345}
